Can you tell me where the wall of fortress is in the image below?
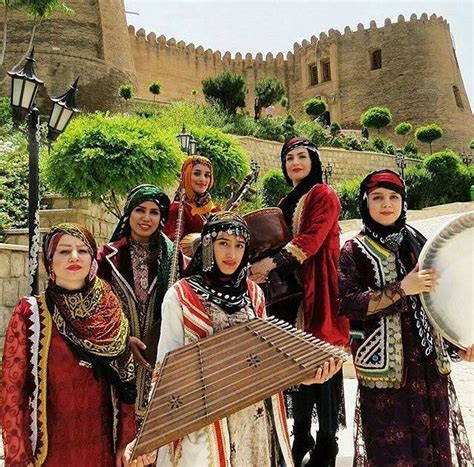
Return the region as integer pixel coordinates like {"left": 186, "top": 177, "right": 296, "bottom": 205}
{"left": 129, "top": 13, "right": 474, "bottom": 152}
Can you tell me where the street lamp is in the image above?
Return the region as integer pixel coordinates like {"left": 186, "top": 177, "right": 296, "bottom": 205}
{"left": 8, "top": 49, "right": 80, "bottom": 295}
{"left": 461, "top": 152, "right": 472, "bottom": 167}
{"left": 323, "top": 162, "right": 333, "bottom": 184}
{"left": 396, "top": 154, "right": 407, "bottom": 179}
{"left": 176, "top": 124, "right": 197, "bottom": 155}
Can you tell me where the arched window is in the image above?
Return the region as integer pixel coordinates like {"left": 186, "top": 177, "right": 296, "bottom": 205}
{"left": 308, "top": 64, "right": 318, "bottom": 86}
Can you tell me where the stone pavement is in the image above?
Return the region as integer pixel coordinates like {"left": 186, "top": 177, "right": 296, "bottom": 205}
{"left": 1, "top": 212, "right": 472, "bottom": 465}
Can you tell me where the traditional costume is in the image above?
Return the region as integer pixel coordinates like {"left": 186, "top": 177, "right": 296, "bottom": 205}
{"left": 338, "top": 170, "right": 472, "bottom": 466}
{"left": 155, "top": 211, "right": 294, "bottom": 467}
{"left": 97, "top": 185, "right": 173, "bottom": 426}
{"left": 264, "top": 137, "right": 349, "bottom": 466}
{"left": 0, "top": 223, "right": 136, "bottom": 466}
{"left": 163, "top": 155, "right": 220, "bottom": 241}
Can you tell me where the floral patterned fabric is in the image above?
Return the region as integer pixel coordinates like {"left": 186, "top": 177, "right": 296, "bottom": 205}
{"left": 0, "top": 297, "right": 136, "bottom": 466}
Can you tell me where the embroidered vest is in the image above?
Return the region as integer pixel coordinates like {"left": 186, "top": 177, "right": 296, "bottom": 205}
{"left": 352, "top": 235, "right": 450, "bottom": 389}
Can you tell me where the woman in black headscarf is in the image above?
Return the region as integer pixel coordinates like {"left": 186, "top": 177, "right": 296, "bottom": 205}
{"left": 339, "top": 169, "right": 473, "bottom": 466}
{"left": 129, "top": 211, "right": 341, "bottom": 467}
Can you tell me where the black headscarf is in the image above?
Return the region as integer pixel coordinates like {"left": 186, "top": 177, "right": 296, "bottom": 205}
{"left": 184, "top": 211, "right": 251, "bottom": 314}
{"left": 278, "top": 137, "right": 323, "bottom": 230}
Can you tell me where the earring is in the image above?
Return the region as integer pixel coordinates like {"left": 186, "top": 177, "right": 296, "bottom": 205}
{"left": 202, "top": 234, "right": 214, "bottom": 272}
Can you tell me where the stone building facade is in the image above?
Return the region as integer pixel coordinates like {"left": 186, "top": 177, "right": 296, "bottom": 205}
{"left": 0, "top": 2, "right": 472, "bottom": 150}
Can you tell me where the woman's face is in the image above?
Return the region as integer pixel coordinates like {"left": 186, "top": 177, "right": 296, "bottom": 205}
{"left": 52, "top": 234, "right": 92, "bottom": 290}
{"left": 285, "top": 147, "right": 312, "bottom": 186}
{"left": 129, "top": 201, "right": 161, "bottom": 243}
{"left": 213, "top": 231, "right": 246, "bottom": 276}
{"left": 367, "top": 188, "right": 403, "bottom": 226}
{"left": 191, "top": 163, "right": 212, "bottom": 195}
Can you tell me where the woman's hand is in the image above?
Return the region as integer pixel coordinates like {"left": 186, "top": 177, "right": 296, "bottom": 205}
{"left": 249, "top": 257, "right": 276, "bottom": 283}
{"left": 301, "top": 358, "right": 343, "bottom": 385}
{"left": 458, "top": 344, "right": 474, "bottom": 362}
{"left": 122, "top": 439, "right": 157, "bottom": 467}
{"left": 400, "top": 264, "right": 439, "bottom": 296}
{"left": 129, "top": 337, "right": 152, "bottom": 371}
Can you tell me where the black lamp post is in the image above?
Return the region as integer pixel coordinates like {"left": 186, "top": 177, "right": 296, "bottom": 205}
{"left": 323, "top": 162, "right": 333, "bottom": 184}
{"left": 8, "top": 49, "right": 80, "bottom": 295}
{"left": 461, "top": 152, "right": 472, "bottom": 167}
{"left": 176, "top": 124, "right": 197, "bottom": 155}
{"left": 396, "top": 154, "right": 407, "bottom": 179}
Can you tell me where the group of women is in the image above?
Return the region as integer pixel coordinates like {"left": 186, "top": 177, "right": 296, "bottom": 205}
{"left": 1, "top": 138, "right": 473, "bottom": 467}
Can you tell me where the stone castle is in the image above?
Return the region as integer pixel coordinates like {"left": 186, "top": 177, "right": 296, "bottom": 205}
{"left": 0, "top": 0, "right": 473, "bottom": 151}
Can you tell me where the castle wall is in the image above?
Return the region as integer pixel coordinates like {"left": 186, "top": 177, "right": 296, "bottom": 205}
{"left": 129, "top": 14, "right": 474, "bottom": 152}
{"left": 0, "top": 0, "right": 137, "bottom": 111}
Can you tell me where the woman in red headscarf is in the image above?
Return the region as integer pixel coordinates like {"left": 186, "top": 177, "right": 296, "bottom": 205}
{"left": 250, "top": 137, "right": 349, "bottom": 467}
{"left": 339, "top": 170, "right": 473, "bottom": 466}
{"left": 163, "top": 155, "right": 221, "bottom": 241}
{"left": 1, "top": 224, "right": 136, "bottom": 466}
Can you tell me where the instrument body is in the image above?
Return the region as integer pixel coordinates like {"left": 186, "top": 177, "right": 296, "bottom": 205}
{"left": 419, "top": 211, "right": 474, "bottom": 350}
{"left": 243, "top": 207, "right": 304, "bottom": 310}
{"left": 132, "top": 317, "right": 348, "bottom": 459}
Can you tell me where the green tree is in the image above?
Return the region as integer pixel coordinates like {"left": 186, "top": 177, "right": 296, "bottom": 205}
{"left": 44, "top": 113, "right": 183, "bottom": 218}
{"left": 280, "top": 96, "right": 289, "bottom": 112}
{"left": 360, "top": 106, "right": 393, "bottom": 133}
{"left": 415, "top": 124, "right": 443, "bottom": 154}
{"left": 395, "top": 122, "right": 412, "bottom": 137}
{"left": 118, "top": 84, "right": 134, "bottom": 103}
{"left": 189, "top": 126, "right": 250, "bottom": 196}
{"left": 148, "top": 80, "right": 161, "bottom": 101}
{"left": 469, "top": 138, "right": 474, "bottom": 150}
{"left": 330, "top": 122, "right": 341, "bottom": 137}
{"left": 202, "top": 71, "right": 246, "bottom": 114}
{"left": 304, "top": 98, "right": 327, "bottom": 120}
{"left": 254, "top": 77, "right": 286, "bottom": 118}
{"left": 282, "top": 114, "right": 296, "bottom": 141}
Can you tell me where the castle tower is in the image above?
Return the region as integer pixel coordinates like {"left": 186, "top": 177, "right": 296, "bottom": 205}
{"left": 0, "top": 0, "right": 137, "bottom": 111}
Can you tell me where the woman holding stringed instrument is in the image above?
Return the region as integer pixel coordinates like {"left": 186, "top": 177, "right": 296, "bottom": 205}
{"left": 97, "top": 184, "right": 174, "bottom": 429}
{"left": 124, "top": 210, "right": 342, "bottom": 467}
{"left": 164, "top": 155, "right": 221, "bottom": 241}
{"left": 249, "top": 137, "right": 350, "bottom": 467}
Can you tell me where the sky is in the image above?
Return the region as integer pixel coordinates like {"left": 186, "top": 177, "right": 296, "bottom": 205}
{"left": 124, "top": 0, "right": 474, "bottom": 106}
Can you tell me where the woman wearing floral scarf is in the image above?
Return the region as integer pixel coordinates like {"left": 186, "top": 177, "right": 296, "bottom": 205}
{"left": 339, "top": 170, "right": 473, "bottom": 465}
{"left": 1, "top": 223, "right": 136, "bottom": 466}
{"left": 98, "top": 184, "right": 173, "bottom": 428}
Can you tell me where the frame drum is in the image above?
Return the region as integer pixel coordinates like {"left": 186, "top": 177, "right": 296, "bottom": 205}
{"left": 418, "top": 212, "right": 474, "bottom": 350}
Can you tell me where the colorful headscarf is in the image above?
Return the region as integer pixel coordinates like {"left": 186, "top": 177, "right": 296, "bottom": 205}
{"left": 42, "top": 223, "right": 136, "bottom": 403}
{"left": 180, "top": 155, "right": 216, "bottom": 216}
{"left": 279, "top": 137, "right": 323, "bottom": 230}
{"left": 110, "top": 184, "right": 171, "bottom": 242}
{"left": 184, "top": 211, "right": 251, "bottom": 314}
{"left": 358, "top": 170, "right": 407, "bottom": 251}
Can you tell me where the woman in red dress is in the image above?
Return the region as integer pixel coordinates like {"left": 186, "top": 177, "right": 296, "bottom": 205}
{"left": 250, "top": 137, "right": 349, "bottom": 466}
{"left": 1, "top": 223, "right": 136, "bottom": 466}
{"left": 163, "top": 155, "right": 220, "bottom": 241}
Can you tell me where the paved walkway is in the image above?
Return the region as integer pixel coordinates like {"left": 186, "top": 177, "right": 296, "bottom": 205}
{"left": 1, "top": 212, "right": 472, "bottom": 466}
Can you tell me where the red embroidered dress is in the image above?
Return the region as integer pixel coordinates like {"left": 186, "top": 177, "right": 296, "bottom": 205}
{"left": 1, "top": 296, "right": 135, "bottom": 466}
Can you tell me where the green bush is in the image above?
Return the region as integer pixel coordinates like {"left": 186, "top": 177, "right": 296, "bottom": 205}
{"left": 260, "top": 169, "right": 289, "bottom": 207}
{"left": 118, "top": 84, "right": 134, "bottom": 101}
{"left": 360, "top": 106, "right": 393, "bottom": 133}
{"left": 404, "top": 140, "right": 418, "bottom": 155}
{"left": 404, "top": 166, "right": 434, "bottom": 209}
{"left": 335, "top": 175, "right": 366, "bottom": 220}
{"left": 253, "top": 116, "right": 285, "bottom": 142}
{"left": 282, "top": 114, "right": 297, "bottom": 141}
{"left": 395, "top": 122, "right": 412, "bottom": 136}
{"left": 304, "top": 98, "right": 327, "bottom": 120}
{"left": 470, "top": 138, "right": 474, "bottom": 150}
{"left": 45, "top": 113, "right": 183, "bottom": 207}
{"left": 0, "top": 97, "right": 12, "bottom": 127}
{"left": 330, "top": 123, "right": 341, "bottom": 137}
{"left": 189, "top": 126, "right": 250, "bottom": 197}
{"left": 148, "top": 81, "right": 161, "bottom": 100}
{"left": 342, "top": 136, "right": 362, "bottom": 151}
